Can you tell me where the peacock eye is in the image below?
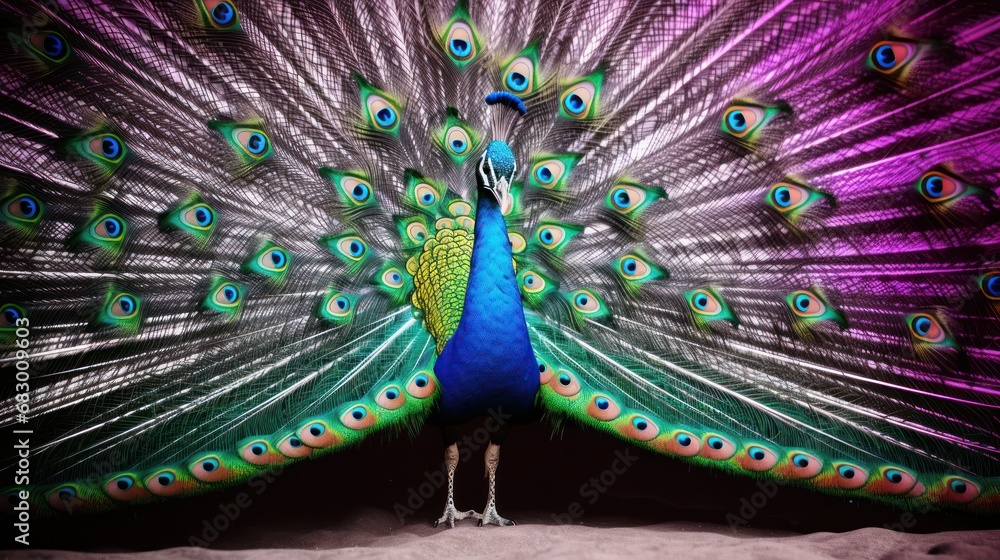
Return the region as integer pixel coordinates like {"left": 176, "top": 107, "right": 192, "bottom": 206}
{"left": 210, "top": 1, "right": 236, "bottom": 26}
{"left": 366, "top": 94, "right": 399, "bottom": 130}
{"left": 917, "top": 171, "right": 967, "bottom": 203}
{"left": 445, "top": 21, "right": 477, "bottom": 61}
{"left": 2, "top": 305, "right": 24, "bottom": 327}
{"left": 414, "top": 183, "right": 438, "bottom": 207}
{"left": 57, "top": 487, "right": 77, "bottom": 502}
{"left": 181, "top": 204, "right": 215, "bottom": 229}
{"left": 884, "top": 468, "right": 905, "bottom": 484}
{"left": 406, "top": 222, "right": 428, "bottom": 243}
{"left": 381, "top": 268, "right": 404, "bottom": 288}
{"left": 28, "top": 31, "right": 69, "bottom": 62}
{"left": 532, "top": 159, "right": 565, "bottom": 188}
{"left": 406, "top": 371, "right": 437, "bottom": 398}
{"left": 277, "top": 433, "right": 312, "bottom": 458}
{"left": 770, "top": 183, "right": 805, "bottom": 211}
{"left": 341, "top": 177, "right": 371, "bottom": 204}
{"left": 232, "top": 128, "right": 270, "bottom": 158}
{"left": 213, "top": 283, "right": 241, "bottom": 307}
{"left": 5, "top": 195, "right": 42, "bottom": 222}
{"left": 503, "top": 56, "right": 535, "bottom": 93}
{"left": 624, "top": 414, "right": 659, "bottom": 441}
{"left": 721, "top": 105, "right": 767, "bottom": 138}
{"left": 114, "top": 476, "right": 134, "bottom": 491}
{"left": 110, "top": 294, "right": 138, "bottom": 318}
{"left": 200, "top": 458, "right": 220, "bottom": 472}
{"left": 448, "top": 200, "right": 472, "bottom": 216}
{"left": 688, "top": 289, "right": 721, "bottom": 315}
{"left": 536, "top": 225, "right": 566, "bottom": 248}
{"left": 632, "top": 417, "right": 649, "bottom": 430}
{"left": 788, "top": 290, "right": 825, "bottom": 317}
{"left": 908, "top": 313, "right": 945, "bottom": 343}
{"left": 155, "top": 471, "right": 175, "bottom": 487}
{"left": 509, "top": 232, "right": 526, "bottom": 254}
{"left": 982, "top": 272, "right": 1000, "bottom": 300}
{"left": 326, "top": 295, "right": 351, "bottom": 316}
{"left": 522, "top": 272, "right": 546, "bottom": 294}
{"left": 571, "top": 290, "right": 599, "bottom": 314}
{"left": 308, "top": 423, "right": 325, "bottom": 437}
{"left": 340, "top": 404, "right": 376, "bottom": 429}
{"left": 868, "top": 40, "right": 919, "bottom": 75}
{"left": 93, "top": 214, "right": 125, "bottom": 240}
{"left": 618, "top": 254, "right": 651, "bottom": 280}
{"left": 586, "top": 395, "right": 621, "bottom": 421}
{"left": 336, "top": 237, "right": 367, "bottom": 261}
{"left": 445, "top": 126, "right": 471, "bottom": 155}
{"left": 561, "top": 80, "right": 596, "bottom": 118}
{"left": 376, "top": 385, "right": 406, "bottom": 410}
{"left": 945, "top": 477, "right": 980, "bottom": 502}
{"left": 608, "top": 185, "right": 647, "bottom": 213}
{"left": 88, "top": 134, "right": 126, "bottom": 163}
{"left": 549, "top": 369, "right": 581, "bottom": 396}
{"left": 257, "top": 248, "right": 288, "bottom": 272}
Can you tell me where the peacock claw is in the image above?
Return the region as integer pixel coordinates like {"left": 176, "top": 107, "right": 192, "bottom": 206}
{"left": 472, "top": 505, "right": 516, "bottom": 527}
{"left": 433, "top": 503, "right": 477, "bottom": 528}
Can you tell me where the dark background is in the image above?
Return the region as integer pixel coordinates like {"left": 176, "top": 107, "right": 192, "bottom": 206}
{"left": 10, "top": 418, "right": 999, "bottom": 551}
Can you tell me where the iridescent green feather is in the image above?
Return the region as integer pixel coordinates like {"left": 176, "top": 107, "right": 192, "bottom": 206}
{"left": 604, "top": 180, "right": 667, "bottom": 222}
{"left": 684, "top": 286, "right": 739, "bottom": 327}
{"left": 94, "top": 288, "right": 141, "bottom": 333}
{"left": 612, "top": 251, "right": 668, "bottom": 295}
{"left": 242, "top": 242, "right": 291, "bottom": 285}
{"left": 373, "top": 261, "right": 413, "bottom": 306}
{"left": 320, "top": 168, "right": 379, "bottom": 210}
{"left": 501, "top": 43, "right": 542, "bottom": 95}
{"left": 396, "top": 215, "right": 434, "bottom": 252}
{"left": 1, "top": 185, "right": 45, "bottom": 236}
{"left": 404, "top": 170, "right": 446, "bottom": 216}
{"left": 435, "top": 108, "right": 480, "bottom": 166}
{"left": 159, "top": 194, "right": 217, "bottom": 245}
{"left": 318, "top": 289, "right": 357, "bottom": 324}
{"left": 526, "top": 153, "right": 581, "bottom": 196}
{"left": 195, "top": 0, "right": 242, "bottom": 31}
{"left": 208, "top": 120, "right": 272, "bottom": 167}
{"left": 320, "top": 231, "right": 373, "bottom": 273}
{"left": 517, "top": 267, "right": 559, "bottom": 309}
{"left": 355, "top": 75, "right": 402, "bottom": 136}
{"left": 70, "top": 208, "right": 128, "bottom": 257}
{"left": 202, "top": 276, "right": 245, "bottom": 318}
{"left": 559, "top": 70, "right": 603, "bottom": 119}
{"left": 439, "top": 3, "right": 482, "bottom": 68}
{"left": 67, "top": 129, "right": 129, "bottom": 178}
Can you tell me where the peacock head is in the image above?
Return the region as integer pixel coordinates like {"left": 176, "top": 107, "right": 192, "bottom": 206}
{"left": 478, "top": 140, "right": 516, "bottom": 214}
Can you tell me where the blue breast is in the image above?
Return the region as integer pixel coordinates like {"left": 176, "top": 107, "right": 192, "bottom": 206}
{"left": 433, "top": 193, "right": 539, "bottom": 425}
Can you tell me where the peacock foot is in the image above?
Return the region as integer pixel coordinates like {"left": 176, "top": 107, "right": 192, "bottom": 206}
{"left": 474, "top": 505, "right": 516, "bottom": 527}
{"left": 433, "top": 502, "right": 478, "bottom": 528}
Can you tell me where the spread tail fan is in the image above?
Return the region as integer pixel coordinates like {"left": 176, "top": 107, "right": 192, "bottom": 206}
{"left": 1, "top": 0, "right": 999, "bottom": 520}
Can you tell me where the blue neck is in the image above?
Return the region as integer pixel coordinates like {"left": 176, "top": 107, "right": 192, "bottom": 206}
{"left": 464, "top": 191, "right": 523, "bottom": 315}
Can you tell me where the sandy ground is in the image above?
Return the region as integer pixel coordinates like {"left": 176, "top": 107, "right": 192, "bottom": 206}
{"left": 4, "top": 509, "right": 1000, "bottom": 560}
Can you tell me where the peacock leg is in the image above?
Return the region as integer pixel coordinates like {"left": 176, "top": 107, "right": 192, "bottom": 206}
{"left": 474, "top": 442, "right": 516, "bottom": 527}
{"left": 433, "top": 441, "right": 477, "bottom": 528}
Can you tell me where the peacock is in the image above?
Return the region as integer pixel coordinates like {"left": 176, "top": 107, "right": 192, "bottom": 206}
{"left": 1, "top": 0, "right": 999, "bottom": 533}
